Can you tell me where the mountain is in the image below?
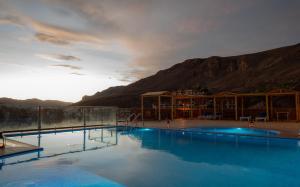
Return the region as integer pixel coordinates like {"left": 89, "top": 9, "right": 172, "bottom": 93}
{"left": 77, "top": 43, "right": 300, "bottom": 108}
{"left": 0, "top": 98, "right": 72, "bottom": 108}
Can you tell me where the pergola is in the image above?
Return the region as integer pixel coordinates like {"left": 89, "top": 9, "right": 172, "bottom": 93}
{"left": 141, "top": 91, "right": 173, "bottom": 121}
{"left": 141, "top": 89, "right": 300, "bottom": 122}
{"left": 212, "top": 91, "right": 239, "bottom": 120}
{"left": 211, "top": 89, "right": 300, "bottom": 121}
{"left": 266, "top": 89, "right": 299, "bottom": 121}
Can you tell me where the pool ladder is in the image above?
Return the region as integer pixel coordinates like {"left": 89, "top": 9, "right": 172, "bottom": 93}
{"left": 126, "top": 113, "right": 142, "bottom": 130}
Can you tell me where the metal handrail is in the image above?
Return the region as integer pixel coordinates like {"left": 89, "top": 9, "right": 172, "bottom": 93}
{"left": 125, "top": 112, "right": 142, "bottom": 127}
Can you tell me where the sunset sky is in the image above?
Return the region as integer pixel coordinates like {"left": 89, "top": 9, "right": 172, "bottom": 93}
{"left": 0, "top": 0, "right": 299, "bottom": 102}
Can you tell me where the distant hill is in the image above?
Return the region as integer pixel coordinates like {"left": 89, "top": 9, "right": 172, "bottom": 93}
{"left": 0, "top": 98, "right": 72, "bottom": 108}
{"left": 76, "top": 43, "right": 300, "bottom": 108}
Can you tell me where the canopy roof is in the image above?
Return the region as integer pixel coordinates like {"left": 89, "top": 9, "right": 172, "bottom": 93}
{"left": 213, "top": 91, "right": 237, "bottom": 97}
{"left": 142, "top": 91, "right": 171, "bottom": 96}
{"left": 141, "top": 89, "right": 299, "bottom": 97}
{"left": 267, "top": 89, "right": 297, "bottom": 95}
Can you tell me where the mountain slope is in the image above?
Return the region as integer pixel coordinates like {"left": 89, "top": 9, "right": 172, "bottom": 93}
{"left": 0, "top": 98, "right": 72, "bottom": 108}
{"left": 77, "top": 43, "right": 300, "bottom": 107}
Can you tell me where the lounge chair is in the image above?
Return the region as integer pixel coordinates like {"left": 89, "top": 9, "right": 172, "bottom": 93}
{"left": 240, "top": 116, "right": 251, "bottom": 121}
{"left": 248, "top": 121, "right": 255, "bottom": 128}
{"left": 0, "top": 132, "right": 5, "bottom": 148}
{"left": 255, "top": 112, "right": 267, "bottom": 122}
{"left": 214, "top": 112, "right": 222, "bottom": 120}
{"left": 198, "top": 112, "right": 222, "bottom": 120}
{"left": 198, "top": 112, "right": 213, "bottom": 120}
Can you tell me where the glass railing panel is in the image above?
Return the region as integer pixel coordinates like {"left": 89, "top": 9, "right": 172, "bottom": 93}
{"left": 85, "top": 107, "right": 117, "bottom": 126}
{"left": 0, "top": 106, "right": 38, "bottom": 132}
{"left": 41, "top": 107, "right": 83, "bottom": 129}
{"left": 0, "top": 106, "right": 118, "bottom": 132}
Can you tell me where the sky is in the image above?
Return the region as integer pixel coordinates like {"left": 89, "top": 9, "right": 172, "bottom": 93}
{"left": 0, "top": 0, "right": 299, "bottom": 102}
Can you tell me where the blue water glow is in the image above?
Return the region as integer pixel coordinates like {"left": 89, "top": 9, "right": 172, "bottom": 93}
{"left": 1, "top": 127, "right": 300, "bottom": 187}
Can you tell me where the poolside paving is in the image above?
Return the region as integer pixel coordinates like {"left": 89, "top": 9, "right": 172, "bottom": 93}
{"left": 0, "top": 139, "right": 42, "bottom": 158}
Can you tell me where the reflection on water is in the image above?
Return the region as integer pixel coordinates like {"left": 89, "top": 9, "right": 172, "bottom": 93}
{"left": 1, "top": 128, "right": 118, "bottom": 169}
{"left": 2, "top": 127, "right": 300, "bottom": 187}
{"left": 126, "top": 128, "right": 300, "bottom": 171}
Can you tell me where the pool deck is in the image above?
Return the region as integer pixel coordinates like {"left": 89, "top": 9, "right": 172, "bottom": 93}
{"left": 0, "top": 139, "right": 42, "bottom": 158}
{"left": 131, "top": 119, "right": 300, "bottom": 138}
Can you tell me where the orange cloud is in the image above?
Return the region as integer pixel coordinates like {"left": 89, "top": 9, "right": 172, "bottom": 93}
{"left": 36, "top": 54, "right": 81, "bottom": 62}
{"left": 28, "top": 20, "right": 103, "bottom": 45}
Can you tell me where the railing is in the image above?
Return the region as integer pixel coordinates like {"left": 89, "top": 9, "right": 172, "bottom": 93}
{"left": 127, "top": 113, "right": 141, "bottom": 126}
{"left": 116, "top": 108, "right": 132, "bottom": 123}
{"left": 116, "top": 108, "right": 142, "bottom": 125}
{"left": 0, "top": 106, "right": 118, "bottom": 132}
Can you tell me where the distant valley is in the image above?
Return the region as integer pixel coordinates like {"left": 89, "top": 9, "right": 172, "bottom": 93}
{"left": 0, "top": 98, "right": 72, "bottom": 108}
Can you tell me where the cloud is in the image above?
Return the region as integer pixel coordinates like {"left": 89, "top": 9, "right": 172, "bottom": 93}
{"left": 0, "top": 11, "right": 103, "bottom": 46}
{"left": 0, "top": 62, "right": 25, "bottom": 67}
{"left": 0, "top": 15, "right": 23, "bottom": 26}
{"left": 1, "top": 1, "right": 210, "bottom": 81}
{"left": 50, "top": 64, "right": 82, "bottom": 70}
{"left": 70, "top": 72, "right": 85, "bottom": 76}
{"left": 57, "top": 55, "right": 81, "bottom": 61}
{"left": 115, "top": 69, "right": 145, "bottom": 83}
{"left": 35, "top": 33, "right": 70, "bottom": 45}
{"left": 1, "top": 0, "right": 299, "bottom": 83}
{"left": 36, "top": 53, "right": 81, "bottom": 62}
{"left": 29, "top": 20, "right": 103, "bottom": 45}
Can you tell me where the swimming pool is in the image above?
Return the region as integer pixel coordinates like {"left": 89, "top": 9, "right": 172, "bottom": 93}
{"left": 1, "top": 127, "right": 300, "bottom": 187}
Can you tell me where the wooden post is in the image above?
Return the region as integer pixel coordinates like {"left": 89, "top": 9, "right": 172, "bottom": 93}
{"left": 235, "top": 96, "right": 238, "bottom": 120}
{"left": 270, "top": 96, "right": 273, "bottom": 121}
{"left": 213, "top": 97, "right": 217, "bottom": 116}
{"left": 190, "top": 97, "right": 193, "bottom": 118}
{"left": 158, "top": 96, "right": 161, "bottom": 120}
{"left": 266, "top": 95, "right": 269, "bottom": 121}
{"left": 171, "top": 96, "right": 174, "bottom": 120}
{"left": 115, "top": 107, "right": 118, "bottom": 126}
{"left": 141, "top": 95, "right": 144, "bottom": 121}
{"left": 241, "top": 97, "right": 244, "bottom": 117}
{"left": 295, "top": 93, "right": 299, "bottom": 121}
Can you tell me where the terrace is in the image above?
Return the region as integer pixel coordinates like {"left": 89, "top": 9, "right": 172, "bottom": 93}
{"left": 1, "top": 93, "right": 300, "bottom": 186}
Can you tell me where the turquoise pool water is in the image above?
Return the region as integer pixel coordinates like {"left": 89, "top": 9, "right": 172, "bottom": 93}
{"left": 185, "top": 127, "right": 280, "bottom": 136}
{"left": 1, "top": 127, "right": 300, "bottom": 187}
